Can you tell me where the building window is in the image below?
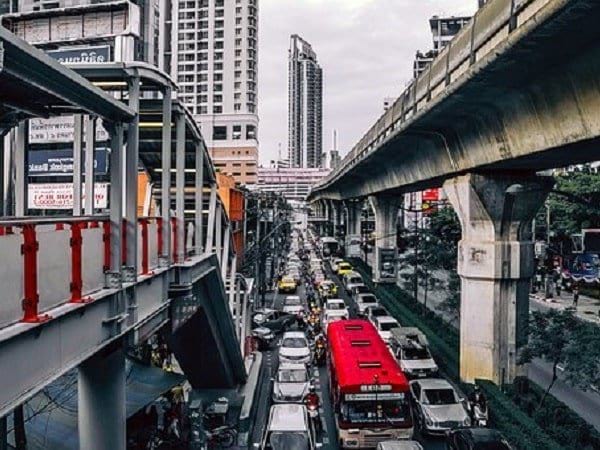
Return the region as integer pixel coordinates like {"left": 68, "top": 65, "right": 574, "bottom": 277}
{"left": 213, "top": 105, "right": 223, "bottom": 114}
{"left": 247, "top": 125, "right": 256, "bottom": 140}
{"left": 214, "top": 94, "right": 223, "bottom": 103}
{"left": 214, "top": 84, "right": 223, "bottom": 92}
{"left": 213, "top": 126, "right": 227, "bottom": 140}
{"left": 214, "top": 62, "right": 223, "bottom": 71}
{"left": 233, "top": 125, "right": 242, "bottom": 140}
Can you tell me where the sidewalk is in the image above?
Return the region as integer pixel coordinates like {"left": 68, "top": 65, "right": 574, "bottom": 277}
{"left": 530, "top": 290, "right": 600, "bottom": 325}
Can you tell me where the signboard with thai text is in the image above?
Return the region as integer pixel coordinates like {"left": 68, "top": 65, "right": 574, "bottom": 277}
{"left": 28, "top": 182, "right": 108, "bottom": 210}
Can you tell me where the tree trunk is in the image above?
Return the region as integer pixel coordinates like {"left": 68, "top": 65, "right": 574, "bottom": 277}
{"left": 538, "top": 361, "right": 559, "bottom": 410}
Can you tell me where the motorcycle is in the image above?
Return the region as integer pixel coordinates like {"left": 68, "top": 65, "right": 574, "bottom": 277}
{"left": 469, "top": 400, "right": 489, "bottom": 427}
{"left": 305, "top": 391, "right": 322, "bottom": 433}
{"left": 204, "top": 424, "right": 237, "bottom": 448}
{"left": 252, "top": 327, "right": 275, "bottom": 350}
{"left": 313, "top": 343, "right": 326, "bottom": 367}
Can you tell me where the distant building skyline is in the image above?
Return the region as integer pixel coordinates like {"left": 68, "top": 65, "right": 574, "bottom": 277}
{"left": 288, "top": 34, "right": 323, "bottom": 169}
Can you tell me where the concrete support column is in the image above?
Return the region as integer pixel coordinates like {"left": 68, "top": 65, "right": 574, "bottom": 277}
{"left": 215, "top": 203, "right": 223, "bottom": 262}
{"left": 331, "top": 201, "right": 342, "bottom": 237}
{"left": 78, "top": 345, "right": 126, "bottom": 450}
{"left": 175, "top": 112, "right": 186, "bottom": 263}
{"left": 108, "top": 123, "right": 124, "bottom": 277}
{"left": 345, "top": 200, "right": 362, "bottom": 257}
{"left": 205, "top": 184, "right": 217, "bottom": 253}
{"left": 444, "top": 173, "right": 553, "bottom": 384}
{"left": 369, "top": 195, "right": 402, "bottom": 283}
{"left": 84, "top": 116, "right": 96, "bottom": 216}
{"left": 194, "top": 143, "right": 204, "bottom": 255}
{"left": 14, "top": 121, "right": 27, "bottom": 217}
{"left": 72, "top": 114, "right": 83, "bottom": 216}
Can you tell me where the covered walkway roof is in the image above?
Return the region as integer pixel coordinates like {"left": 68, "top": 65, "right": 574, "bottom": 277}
{"left": 0, "top": 26, "right": 134, "bottom": 130}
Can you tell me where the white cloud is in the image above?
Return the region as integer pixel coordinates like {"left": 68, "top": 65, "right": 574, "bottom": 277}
{"left": 257, "top": 0, "right": 477, "bottom": 165}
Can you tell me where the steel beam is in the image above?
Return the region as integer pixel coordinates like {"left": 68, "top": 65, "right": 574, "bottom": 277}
{"left": 73, "top": 114, "right": 83, "bottom": 216}
{"left": 125, "top": 77, "right": 140, "bottom": 274}
{"left": 215, "top": 203, "right": 222, "bottom": 264}
{"left": 84, "top": 116, "right": 96, "bottom": 216}
{"left": 205, "top": 184, "right": 217, "bottom": 253}
{"left": 161, "top": 89, "right": 172, "bottom": 265}
{"left": 221, "top": 225, "right": 230, "bottom": 280}
{"left": 175, "top": 112, "right": 185, "bottom": 263}
{"left": 14, "top": 121, "right": 27, "bottom": 216}
{"left": 194, "top": 143, "right": 204, "bottom": 256}
{"left": 109, "top": 123, "right": 124, "bottom": 275}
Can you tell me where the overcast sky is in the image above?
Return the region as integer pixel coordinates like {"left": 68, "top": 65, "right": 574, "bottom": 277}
{"left": 257, "top": 0, "right": 477, "bottom": 165}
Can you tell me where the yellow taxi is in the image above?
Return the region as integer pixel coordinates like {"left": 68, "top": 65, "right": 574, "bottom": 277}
{"left": 277, "top": 276, "right": 297, "bottom": 294}
{"left": 336, "top": 262, "right": 353, "bottom": 276}
{"left": 318, "top": 280, "right": 338, "bottom": 298}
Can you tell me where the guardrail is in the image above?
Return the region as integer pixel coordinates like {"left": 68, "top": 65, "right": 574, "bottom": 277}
{"left": 315, "top": 0, "right": 551, "bottom": 192}
{"left": 0, "top": 215, "right": 175, "bottom": 329}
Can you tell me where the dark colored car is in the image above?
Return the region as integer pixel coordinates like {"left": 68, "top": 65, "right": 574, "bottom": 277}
{"left": 446, "top": 428, "right": 512, "bottom": 450}
{"left": 252, "top": 310, "right": 296, "bottom": 334}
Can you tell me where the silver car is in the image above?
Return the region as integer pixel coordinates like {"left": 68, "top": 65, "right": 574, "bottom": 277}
{"left": 376, "top": 441, "right": 424, "bottom": 450}
{"left": 272, "top": 363, "right": 311, "bottom": 403}
{"left": 409, "top": 378, "right": 470, "bottom": 435}
{"left": 259, "top": 404, "right": 320, "bottom": 450}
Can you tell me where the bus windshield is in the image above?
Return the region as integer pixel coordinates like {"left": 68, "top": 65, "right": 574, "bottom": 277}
{"left": 341, "top": 399, "right": 410, "bottom": 424}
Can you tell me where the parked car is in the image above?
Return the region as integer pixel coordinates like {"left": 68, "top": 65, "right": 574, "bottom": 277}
{"left": 272, "top": 363, "right": 312, "bottom": 403}
{"left": 376, "top": 440, "right": 424, "bottom": 450}
{"left": 445, "top": 428, "right": 512, "bottom": 450}
{"left": 278, "top": 276, "right": 297, "bottom": 294}
{"left": 373, "top": 315, "right": 400, "bottom": 343}
{"left": 252, "top": 309, "right": 295, "bottom": 333}
{"left": 355, "top": 293, "right": 378, "bottom": 316}
{"left": 409, "top": 378, "right": 470, "bottom": 435}
{"left": 279, "top": 331, "right": 311, "bottom": 365}
{"left": 259, "top": 404, "right": 320, "bottom": 450}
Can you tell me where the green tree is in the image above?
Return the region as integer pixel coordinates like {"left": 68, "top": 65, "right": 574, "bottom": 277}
{"left": 546, "top": 170, "right": 600, "bottom": 235}
{"left": 518, "top": 309, "right": 579, "bottom": 408}
{"left": 563, "top": 320, "right": 600, "bottom": 391}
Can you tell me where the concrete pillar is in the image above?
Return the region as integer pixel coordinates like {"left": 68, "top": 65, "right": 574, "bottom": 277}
{"left": 72, "top": 114, "right": 83, "bottom": 216}
{"left": 345, "top": 200, "right": 362, "bottom": 257}
{"left": 78, "top": 345, "right": 126, "bottom": 450}
{"left": 84, "top": 116, "right": 96, "bottom": 216}
{"left": 109, "top": 123, "right": 124, "bottom": 276}
{"left": 444, "top": 173, "right": 553, "bottom": 384}
{"left": 175, "top": 112, "right": 186, "bottom": 263}
{"left": 369, "top": 195, "right": 401, "bottom": 283}
{"left": 194, "top": 143, "right": 204, "bottom": 255}
{"left": 331, "top": 201, "right": 342, "bottom": 237}
{"left": 125, "top": 77, "right": 140, "bottom": 275}
{"left": 14, "top": 121, "right": 27, "bottom": 217}
{"left": 160, "top": 89, "right": 172, "bottom": 266}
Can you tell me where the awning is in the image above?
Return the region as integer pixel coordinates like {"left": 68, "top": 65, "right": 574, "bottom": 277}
{"left": 7, "top": 359, "right": 184, "bottom": 450}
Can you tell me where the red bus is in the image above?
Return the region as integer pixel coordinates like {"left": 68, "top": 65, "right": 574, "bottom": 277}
{"left": 328, "top": 319, "right": 413, "bottom": 448}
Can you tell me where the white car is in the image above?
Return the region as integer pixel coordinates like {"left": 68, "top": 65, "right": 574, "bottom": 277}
{"left": 272, "top": 363, "right": 311, "bottom": 403}
{"left": 356, "top": 293, "right": 379, "bottom": 315}
{"left": 282, "top": 295, "right": 305, "bottom": 316}
{"left": 330, "top": 257, "right": 344, "bottom": 272}
{"left": 279, "top": 331, "right": 311, "bottom": 365}
{"left": 325, "top": 298, "right": 348, "bottom": 315}
{"left": 350, "top": 284, "right": 370, "bottom": 301}
{"left": 409, "top": 378, "right": 470, "bottom": 435}
{"left": 343, "top": 272, "right": 364, "bottom": 293}
{"left": 374, "top": 316, "right": 399, "bottom": 343}
{"left": 322, "top": 310, "right": 349, "bottom": 333}
{"left": 259, "top": 404, "right": 320, "bottom": 450}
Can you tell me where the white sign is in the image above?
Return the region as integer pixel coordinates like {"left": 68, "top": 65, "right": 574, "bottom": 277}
{"left": 345, "top": 393, "right": 405, "bottom": 401}
{"left": 360, "top": 384, "right": 392, "bottom": 392}
{"left": 29, "top": 116, "right": 109, "bottom": 144}
{"left": 28, "top": 183, "right": 108, "bottom": 210}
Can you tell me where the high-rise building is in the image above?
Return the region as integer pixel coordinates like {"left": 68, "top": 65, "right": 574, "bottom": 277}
{"left": 171, "top": 0, "right": 259, "bottom": 186}
{"left": 429, "top": 15, "right": 471, "bottom": 52}
{"left": 288, "top": 34, "right": 322, "bottom": 169}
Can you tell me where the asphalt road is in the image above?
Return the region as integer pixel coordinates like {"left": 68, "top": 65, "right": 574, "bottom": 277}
{"left": 249, "top": 262, "right": 448, "bottom": 450}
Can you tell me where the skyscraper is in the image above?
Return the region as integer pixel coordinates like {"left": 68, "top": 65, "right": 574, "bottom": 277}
{"left": 171, "top": 0, "right": 259, "bottom": 185}
{"left": 288, "top": 34, "right": 322, "bottom": 169}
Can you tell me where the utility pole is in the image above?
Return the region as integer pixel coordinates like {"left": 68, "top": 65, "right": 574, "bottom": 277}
{"left": 255, "top": 196, "right": 261, "bottom": 308}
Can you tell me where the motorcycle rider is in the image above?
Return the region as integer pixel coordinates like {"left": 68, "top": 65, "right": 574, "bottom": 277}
{"left": 304, "top": 385, "right": 322, "bottom": 432}
{"left": 468, "top": 385, "right": 488, "bottom": 426}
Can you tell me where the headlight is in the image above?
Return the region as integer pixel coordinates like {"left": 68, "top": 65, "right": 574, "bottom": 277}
{"left": 464, "top": 417, "right": 471, "bottom": 426}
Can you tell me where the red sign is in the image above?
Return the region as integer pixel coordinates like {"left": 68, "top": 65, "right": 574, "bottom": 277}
{"left": 422, "top": 188, "right": 439, "bottom": 202}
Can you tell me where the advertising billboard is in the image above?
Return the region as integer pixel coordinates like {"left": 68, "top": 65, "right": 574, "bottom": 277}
{"left": 28, "top": 182, "right": 108, "bottom": 210}
{"left": 47, "top": 45, "right": 111, "bottom": 64}
{"left": 29, "top": 116, "right": 109, "bottom": 144}
{"left": 28, "top": 148, "right": 108, "bottom": 177}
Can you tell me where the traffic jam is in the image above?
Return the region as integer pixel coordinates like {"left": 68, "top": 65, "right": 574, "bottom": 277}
{"left": 250, "top": 228, "right": 512, "bottom": 450}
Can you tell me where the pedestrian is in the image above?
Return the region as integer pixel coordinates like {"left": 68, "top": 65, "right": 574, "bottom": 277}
{"left": 573, "top": 283, "right": 580, "bottom": 308}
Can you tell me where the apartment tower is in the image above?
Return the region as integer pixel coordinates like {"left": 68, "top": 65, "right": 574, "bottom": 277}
{"left": 288, "top": 34, "right": 322, "bottom": 169}
{"left": 172, "top": 0, "right": 259, "bottom": 185}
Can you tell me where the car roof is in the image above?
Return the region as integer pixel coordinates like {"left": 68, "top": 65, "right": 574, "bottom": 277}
{"left": 377, "top": 316, "right": 399, "bottom": 323}
{"left": 412, "top": 378, "right": 453, "bottom": 390}
{"left": 327, "top": 298, "right": 345, "bottom": 303}
{"left": 285, "top": 295, "right": 301, "bottom": 299}
{"left": 462, "top": 427, "right": 507, "bottom": 442}
{"left": 278, "top": 363, "right": 307, "bottom": 371}
{"left": 378, "top": 441, "right": 423, "bottom": 450}
{"left": 268, "top": 404, "right": 307, "bottom": 431}
{"left": 282, "top": 331, "right": 307, "bottom": 339}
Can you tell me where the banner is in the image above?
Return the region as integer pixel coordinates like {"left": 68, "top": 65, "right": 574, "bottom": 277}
{"left": 28, "top": 182, "right": 108, "bottom": 210}
{"left": 28, "top": 148, "right": 108, "bottom": 177}
{"left": 47, "top": 45, "right": 111, "bottom": 64}
{"left": 29, "top": 116, "right": 109, "bottom": 144}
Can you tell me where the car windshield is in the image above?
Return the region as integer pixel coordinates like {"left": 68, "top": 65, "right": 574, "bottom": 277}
{"left": 328, "top": 302, "right": 345, "bottom": 310}
{"left": 282, "top": 278, "right": 294, "bottom": 283}
{"left": 282, "top": 337, "right": 307, "bottom": 349}
{"left": 341, "top": 399, "right": 409, "bottom": 424}
{"left": 349, "top": 277, "right": 362, "bottom": 284}
{"left": 370, "top": 308, "right": 387, "bottom": 317}
{"left": 269, "top": 432, "right": 309, "bottom": 450}
{"left": 360, "top": 295, "right": 377, "bottom": 304}
{"left": 278, "top": 369, "right": 307, "bottom": 383}
{"left": 379, "top": 321, "right": 397, "bottom": 331}
{"left": 285, "top": 297, "right": 301, "bottom": 305}
{"left": 403, "top": 347, "right": 430, "bottom": 360}
{"left": 424, "top": 388, "right": 458, "bottom": 405}
{"left": 327, "top": 314, "right": 345, "bottom": 322}
{"left": 339, "top": 264, "right": 351, "bottom": 270}
{"left": 356, "top": 286, "right": 369, "bottom": 294}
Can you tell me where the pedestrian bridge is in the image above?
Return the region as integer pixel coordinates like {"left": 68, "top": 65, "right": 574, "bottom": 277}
{"left": 0, "top": 26, "right": 249, "bottom": 449}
